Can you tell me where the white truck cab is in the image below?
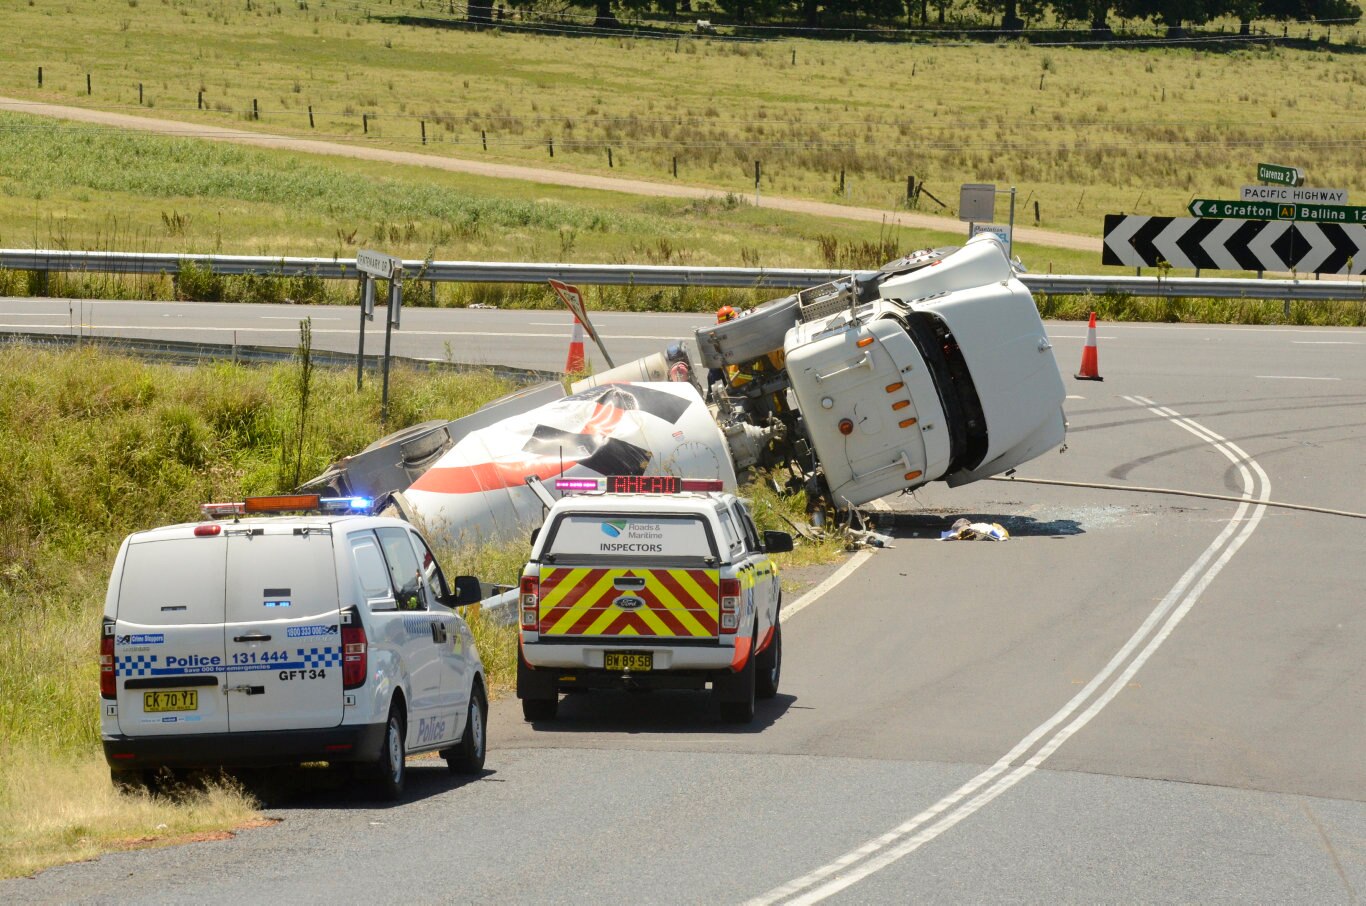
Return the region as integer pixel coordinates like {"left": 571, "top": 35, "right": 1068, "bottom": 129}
{"left": 516, "top": 476, "right": 793, "bottom": 724}
{"left": 100, "top": 494, "right": 488, "bottom": 799}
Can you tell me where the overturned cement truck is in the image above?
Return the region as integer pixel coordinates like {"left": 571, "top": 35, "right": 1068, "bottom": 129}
{"left": 301, "top": 234, "right": 1067, "bottom": 542}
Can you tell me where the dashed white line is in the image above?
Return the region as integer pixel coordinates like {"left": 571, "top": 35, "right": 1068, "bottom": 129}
{"left": 1255, "top": 375, "right": 1341, "bottom": 381}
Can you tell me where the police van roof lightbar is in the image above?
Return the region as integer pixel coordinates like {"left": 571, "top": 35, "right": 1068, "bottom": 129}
{"left": 199, "top": 495, "right": 373, "bottom": 518}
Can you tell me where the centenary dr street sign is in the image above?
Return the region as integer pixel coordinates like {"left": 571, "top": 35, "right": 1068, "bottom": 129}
{"left": 1257, "top": 162, "right": 1305, "bottom": 187}
{"left": 1241, "top": 185, "right": 1347, "bottom": 204}
{"left": 1189, "top": 199, "right": 1366, "bottom": 224}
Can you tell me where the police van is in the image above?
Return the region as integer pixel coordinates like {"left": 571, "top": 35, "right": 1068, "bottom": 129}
{"left": 100, "top": 494, "right": 488, "bottom": 798}
{"left": 516, "top": 476, "right": 793, "bottom": 724}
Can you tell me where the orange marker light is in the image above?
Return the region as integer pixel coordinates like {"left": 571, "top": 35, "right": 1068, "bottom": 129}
{"left": 892, "top": 400, "right": 910, "bottom": 411}
{"left": 856, "top": 337, "right": 874, "bottom": 348}
{"left": 885, "top": 382, "right": 904, "bottom": 393}
{"left": 899, "top": 418, "right": 917, "bottom": 428}
{"left": 904, "top": 470, "right": 923, "bottom": 481}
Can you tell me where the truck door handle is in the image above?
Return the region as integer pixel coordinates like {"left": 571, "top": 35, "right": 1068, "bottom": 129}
{"left": 234, "top": 633, "right": 271, "bottom": 642}
{"left": 613, "top": 577, "right": 647, "bottom": 591}
{"left": 430, "top": 621, "right": 447, "bottom": 643}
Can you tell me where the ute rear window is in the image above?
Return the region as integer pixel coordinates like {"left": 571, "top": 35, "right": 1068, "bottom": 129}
{"left": 541, "top": 513, "right": 718, "bottom": 565}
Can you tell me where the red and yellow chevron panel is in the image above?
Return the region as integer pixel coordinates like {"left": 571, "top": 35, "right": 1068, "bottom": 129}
{"left": 537, "top": 567, "right": 720, "bottom": 637}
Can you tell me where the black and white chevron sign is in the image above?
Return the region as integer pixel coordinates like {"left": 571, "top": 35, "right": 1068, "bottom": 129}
{"left": 1103, "top": 214, "right": 1366, "bottom": 274}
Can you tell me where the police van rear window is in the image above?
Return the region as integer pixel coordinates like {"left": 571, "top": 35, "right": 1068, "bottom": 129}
{"left": 542, "top": 514, "right": 717, "bottom": 564}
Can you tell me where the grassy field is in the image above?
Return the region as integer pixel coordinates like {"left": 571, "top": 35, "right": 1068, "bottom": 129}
{"left": 0, "top": 339, "right": 844, "bottom": 876}
{"left": 2, "top": 1, "right": 1365, "bottom": 266}
{"left": 0, "top": 340, "right": 516, "bottom": 876}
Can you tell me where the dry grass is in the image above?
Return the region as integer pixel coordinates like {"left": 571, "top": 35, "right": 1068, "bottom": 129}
{"left": 0, "top": 747, "right": 260, "bottom": 880}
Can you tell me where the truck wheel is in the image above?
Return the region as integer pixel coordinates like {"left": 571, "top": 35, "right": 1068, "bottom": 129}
{"left": 372, "top": 705, "right": 407, "bottom": 800}
{"left": 522, "top": 696, "right": 558, "bottom": 722}
{"left": 445, "top": 685, "right": 487, "bottom": 774}
{"left": 718, "top": 644, "right": 757, "bottom": 724}
{"left": 755, "top": 620, "right": 782, "bottom": 700}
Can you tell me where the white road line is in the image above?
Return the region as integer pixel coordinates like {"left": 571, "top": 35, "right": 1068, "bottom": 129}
{"left": 1255, "top": 375, "right": 1341, "bottom": 381}
{"left": 1292, "top": 341, "right": 1358, "bottom": 345}
{"left": 750, "top": 397, "right": 1271, "bottom": 906}
{"left": 779, "top": 551, "right": 873, "bottom": 623}
{"left": 260, "top": 316, "right": 340, "bottom": 321}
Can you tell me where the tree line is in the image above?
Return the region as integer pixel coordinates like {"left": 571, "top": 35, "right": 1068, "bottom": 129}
{"left": 464, "top": 0, "right": 1361, "bottom": 38}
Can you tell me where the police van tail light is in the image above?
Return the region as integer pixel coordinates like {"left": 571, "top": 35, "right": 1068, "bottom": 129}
{"left": 719, "top": 578, "right": 741, "bottom": 634}
{"left": 520, "top": 576, "right": 540, "bottom": 632}
{"left": 341, "top": 609, "right": 367, "bottom": 690}
{"left": 100, "top": 619, "right": 116, "bottom": 700}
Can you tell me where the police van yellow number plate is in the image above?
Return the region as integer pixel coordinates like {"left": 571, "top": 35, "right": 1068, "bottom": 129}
{"left": 604, "top": 652, "right": 652, "bottom": 672}
{"left": 143, "top": 690, "right": 198, "bottom": 712}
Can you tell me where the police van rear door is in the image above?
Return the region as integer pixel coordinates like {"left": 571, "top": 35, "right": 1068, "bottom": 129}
{"left": 536, "top": 512, "right": 721, "bottom": 640}
{"left": 113, "top": 530, "right": 230, "bottom": 737}
{"left": 223, "top": 524, "right": 343, "bottom": 731}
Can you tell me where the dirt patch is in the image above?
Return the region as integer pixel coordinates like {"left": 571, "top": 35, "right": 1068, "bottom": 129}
{"left": 110, "top": 817, "right": 280, "bottom": 853}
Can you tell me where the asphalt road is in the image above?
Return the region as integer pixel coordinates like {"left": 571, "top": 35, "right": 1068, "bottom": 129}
{"left": 3, "top": 304, "right": 1363, "bottom": 903}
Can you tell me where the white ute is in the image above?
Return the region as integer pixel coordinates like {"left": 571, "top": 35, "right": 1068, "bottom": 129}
{"left": 516, "top": 476, "right": 793, "bottom": 724}
{"left": 100, "top": 494, "right": 487, "bottom": 799}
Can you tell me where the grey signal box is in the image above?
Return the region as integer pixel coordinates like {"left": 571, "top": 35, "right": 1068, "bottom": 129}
{"left": 959, "top": 184, "right": 997, "bottom": 222}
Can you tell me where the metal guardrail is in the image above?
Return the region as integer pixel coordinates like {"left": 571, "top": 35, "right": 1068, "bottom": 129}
{"left": 0, "top": 330, "right": 559, "bottom": 385}
{"left": 2, "top": 249, "right": 1365, "bottom": 300}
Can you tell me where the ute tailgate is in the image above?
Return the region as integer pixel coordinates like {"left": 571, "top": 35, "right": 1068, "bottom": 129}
{"left": 537, "top": 567, "right": 720, "bottom": 638}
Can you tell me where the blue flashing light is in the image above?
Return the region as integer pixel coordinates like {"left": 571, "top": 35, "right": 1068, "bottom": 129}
{"left": 319, "top": 496, "right": 373, "bottom": 513}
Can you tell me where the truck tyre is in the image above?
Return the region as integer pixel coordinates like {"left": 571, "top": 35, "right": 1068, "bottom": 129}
{"left": 522, "top": 695, "right": 558, "bottom": 722}
{"left": 755, "top": 620, "right": 782, "bottom": 700}
{"left": 372, "top": 704, "right": 407, "bottom": 801}
{"left": 444, "top": 684, "right": 487, "bottom": 774}
{"left": 717, "top": 643, "right": 757, "bottom": 724}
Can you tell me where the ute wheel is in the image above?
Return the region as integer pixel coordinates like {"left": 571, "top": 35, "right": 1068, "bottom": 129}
{"left": 371, "top": 704, "right": 406, "bottom": 801}
{"left": 755, "top": 620, "right": 782, "bottom": 700}
{"left": 445, "top": 685, "right": 488, "bottom": 774}
{"left": 718, "top": 641, "right": 757, "bottom": 725}
{"left": 521, "top": 696, "right": 558, "bottom": 722}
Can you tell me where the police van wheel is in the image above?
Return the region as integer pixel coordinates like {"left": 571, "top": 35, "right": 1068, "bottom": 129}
{"left": 522, "top": 695, "right": 558, "bottom": 722}
{"left": 445, "top": 684, "right": 487, "bottom": 774}
{"left": 755, "top": 620, "right": 782, "bottom": 700}
{"left": 372, "top": 705, "right": 407, "bottom": 800}
{"left": 110, "top": 767, "right": 152, "bottom": 793}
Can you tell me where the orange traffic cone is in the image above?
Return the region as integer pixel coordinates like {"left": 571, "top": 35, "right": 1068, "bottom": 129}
{"left": 1074, "top": 311, "right": 1103, "bottom": 381}
{"left": 564, "top": 316, "right": 586, "bottom": 373}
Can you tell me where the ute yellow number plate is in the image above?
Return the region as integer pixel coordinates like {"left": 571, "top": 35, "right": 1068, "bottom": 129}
{"left": 143, "top": 690, "right": 198, "bottom": 712}
{"left": 604, "top": 652, "right": 653, "bottom": 672}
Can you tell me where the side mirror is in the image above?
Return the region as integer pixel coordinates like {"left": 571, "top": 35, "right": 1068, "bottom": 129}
{"left": 763, "top": 530, "right": 794, "bottom": 554}
{"left": 444, "top": 575, "right": 483, "bottom": 607}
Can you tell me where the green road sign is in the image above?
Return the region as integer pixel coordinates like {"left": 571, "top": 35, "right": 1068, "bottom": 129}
{"left": 1189, "top": 198, "right": 1366, "bottom": 224}
{"left": 1257, "top": 163, "right": 1305, "bottom": 187}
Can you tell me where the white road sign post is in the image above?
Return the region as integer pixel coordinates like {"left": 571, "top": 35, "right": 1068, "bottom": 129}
{"left": 356, "top": 250, "right": 403, "bottom": 416}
